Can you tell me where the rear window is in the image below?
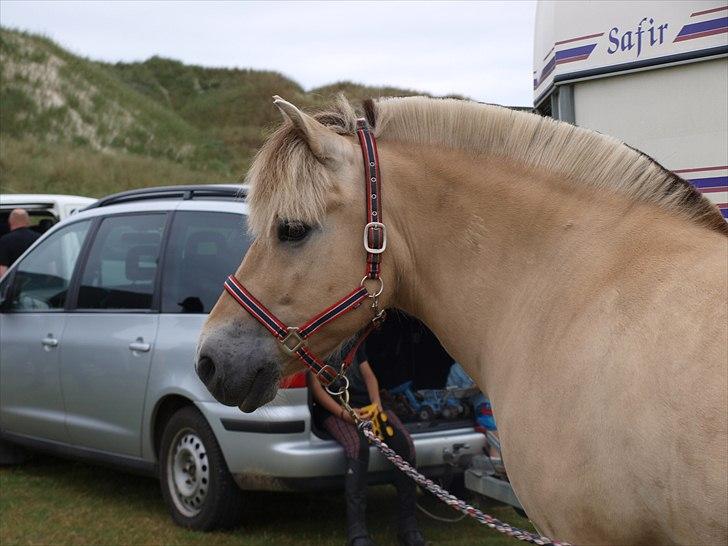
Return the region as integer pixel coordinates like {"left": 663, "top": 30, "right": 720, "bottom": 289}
{"left": 161, "top": 211, "right": 250, "bottom": 314}
{"left": 0, "top": 210, "right": 57, "bottom": 238}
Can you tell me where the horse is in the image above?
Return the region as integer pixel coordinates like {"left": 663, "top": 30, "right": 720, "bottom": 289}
{"left": 196, "top": 95, "right": 728, "bottom": 545}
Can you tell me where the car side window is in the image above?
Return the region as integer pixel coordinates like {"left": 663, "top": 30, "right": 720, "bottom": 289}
{"left": 77, "top": 214, "right": 166, "bottom": 310}
{"left": 161, "top": 211, "right": 250, "bottom": 313}
{"left": 2, "top": 220, "right": 91, "bottom": 311}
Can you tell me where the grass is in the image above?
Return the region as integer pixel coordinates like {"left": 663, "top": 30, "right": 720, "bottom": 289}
{"left": 0, "top": 453, "right": 534, "bottom": 546}
{"left": 0, "top": 137, "right": 232, "bottom": 198}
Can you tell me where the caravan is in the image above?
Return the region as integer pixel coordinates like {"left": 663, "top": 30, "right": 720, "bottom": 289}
{"left": 533, "top": 1, "right": 727, "bottom": 219}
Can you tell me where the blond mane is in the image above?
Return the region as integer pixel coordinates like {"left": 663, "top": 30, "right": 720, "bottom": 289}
{"left": 246, "top": 96, "right": 728, "bottom": 237}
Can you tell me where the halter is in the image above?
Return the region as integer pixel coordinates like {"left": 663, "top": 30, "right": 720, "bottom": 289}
{"left": 223, "top": 118, "right": 386, "bottom": 387}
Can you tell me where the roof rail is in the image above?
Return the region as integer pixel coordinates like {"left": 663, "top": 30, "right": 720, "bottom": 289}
{"left": 83, "top": 184, "right": 247, "bottom": 211}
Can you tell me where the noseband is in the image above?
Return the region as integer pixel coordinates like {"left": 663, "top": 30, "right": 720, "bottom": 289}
{"left": 223, "top": 118, "right": 386, "bottom": 387}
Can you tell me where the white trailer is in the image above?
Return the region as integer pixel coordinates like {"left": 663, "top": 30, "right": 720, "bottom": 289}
{"left": 533, "top": 0, "right": 727, "bottom": 219}
{"left": 464, "top": 0, "right": 727, "bottom": 512}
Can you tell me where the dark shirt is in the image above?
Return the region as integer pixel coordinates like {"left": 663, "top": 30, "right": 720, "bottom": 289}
{"left": 364, "top": 311, "right": 454, "bottom": 389}
{"left": 343, "top": 354, "right": 371, "bottom": 408}
{"left": 0, "top": 228, "right": 40, "bottom": 267}
{"left": 309, "top": 311, "right": 455, "bottom": 424}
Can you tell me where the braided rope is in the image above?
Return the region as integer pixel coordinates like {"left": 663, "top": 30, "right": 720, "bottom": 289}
{"left": 359, "top": 422, "right": 571, "bottom": 546}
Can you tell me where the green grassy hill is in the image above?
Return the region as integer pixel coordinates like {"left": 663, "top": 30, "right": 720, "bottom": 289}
{"left": 0, "top": 28, "right": 428, "bottom": 197}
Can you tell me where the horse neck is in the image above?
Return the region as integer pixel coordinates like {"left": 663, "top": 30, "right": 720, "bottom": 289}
{"left": 379, "top": 141, "right": 695, "bottom": 393}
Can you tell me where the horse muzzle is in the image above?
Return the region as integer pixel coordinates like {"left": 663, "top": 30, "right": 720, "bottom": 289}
{"left": 195, "top": 331, "right": 281, "bottom": 411}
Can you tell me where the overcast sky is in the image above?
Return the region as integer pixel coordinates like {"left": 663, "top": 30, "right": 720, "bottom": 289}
{"left": 0, "top": 0, "right": 537, "bottom": 105}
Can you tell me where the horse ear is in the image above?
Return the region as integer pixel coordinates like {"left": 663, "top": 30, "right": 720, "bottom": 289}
{"left": 273, "top": 96, "right": 348, "bottom": 164}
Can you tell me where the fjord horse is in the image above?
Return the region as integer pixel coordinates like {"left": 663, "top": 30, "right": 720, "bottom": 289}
{"left": 197, "top": 96, "right": 728, "bottom": 545}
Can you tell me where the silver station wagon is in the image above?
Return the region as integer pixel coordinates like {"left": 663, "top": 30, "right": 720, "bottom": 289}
{"left": 0, "top": 185, "right": 485, "bottom": 530}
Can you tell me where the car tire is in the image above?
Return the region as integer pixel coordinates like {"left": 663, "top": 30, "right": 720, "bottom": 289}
{"left": 159, "top": 406, "right": 244, "bottom": 531}
{"left": 0, "top": 439, "right": 27, "bottom": 466}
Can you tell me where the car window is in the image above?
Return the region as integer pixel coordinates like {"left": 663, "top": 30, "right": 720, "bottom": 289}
{"left": 30, "top": 211, "right": 58, "bottom": 235}
{"left": 161, "top": 211, "right": 250, "bottom": 313}
{"left": 3, "top": 220, "right": 91, "bottom": 311}
{"left": 77, "top": 214, "right": 166, "bottom": 310}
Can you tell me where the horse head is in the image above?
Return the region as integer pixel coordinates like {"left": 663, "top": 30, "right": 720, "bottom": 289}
{"left": 196, "top": 97, "right": 390, "bottom": 411}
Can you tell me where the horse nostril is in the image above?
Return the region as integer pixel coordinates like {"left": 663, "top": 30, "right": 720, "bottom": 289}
{"left": 197, "top": 356, "right": 216, "bottom": 384}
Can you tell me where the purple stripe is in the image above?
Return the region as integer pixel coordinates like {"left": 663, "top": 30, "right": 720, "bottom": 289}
{"left": 688, "top": 176, "right": 728, "bottom": 189}
{"left": 538, "top": 56, "right": 556, "bottom": 85}
{"left": 554, "top": 43, "right": 597, "bottom": 61}
{"left": 677, "top": 16, "right": 728, "bottom": 37}
{"left": 721, "top": 208, "right": 728, "bottom": 219}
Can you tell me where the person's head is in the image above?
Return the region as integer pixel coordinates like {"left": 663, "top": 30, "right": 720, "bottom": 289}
{"left": 8, "top": 209, "right": 31, "bottom": 231}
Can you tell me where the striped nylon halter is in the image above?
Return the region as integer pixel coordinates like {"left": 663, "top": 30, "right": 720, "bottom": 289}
{"left": 223, "top": 118, "right": 386, "bottom": 386}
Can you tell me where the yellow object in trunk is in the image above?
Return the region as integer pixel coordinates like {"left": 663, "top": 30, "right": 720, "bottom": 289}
{"left": 360, "top": 403, "right": 395, "bottom": 441}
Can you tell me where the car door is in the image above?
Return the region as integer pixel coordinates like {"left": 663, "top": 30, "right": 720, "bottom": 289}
{"left": 60, "top": 212, "right": 167, "bottom": 456}
{"left": 148, "top": 208, "right": 251, "bottom": 403}
{"left": 0, "top": 219, "right": 92, "bottom": 441}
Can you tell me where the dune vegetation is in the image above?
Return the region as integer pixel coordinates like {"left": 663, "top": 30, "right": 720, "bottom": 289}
{"left": 0, "top": 28, "right": 429, "bottom": 198}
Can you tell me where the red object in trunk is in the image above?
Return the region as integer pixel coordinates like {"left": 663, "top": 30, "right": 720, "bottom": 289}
{"left": 279, "top": 371, "right": 307, "bottom": 389}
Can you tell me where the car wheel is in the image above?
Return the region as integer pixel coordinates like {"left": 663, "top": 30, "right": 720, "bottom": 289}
{"left": 159, "top": 406, "right": 243, "bottom": 530}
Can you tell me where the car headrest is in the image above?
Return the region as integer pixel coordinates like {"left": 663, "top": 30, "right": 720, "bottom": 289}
{"left": 184, "top": 231, "right": 226, "bottom": 259}
{"left": 125, "top": 245, "right": 158, "bottom": 282}
{"left": 121, "top": 232, "right": 161, "bottom": 245}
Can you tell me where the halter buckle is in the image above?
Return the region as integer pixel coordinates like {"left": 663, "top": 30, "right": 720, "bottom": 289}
{"left": 325, "top": 374, "right": 349, "bottom": 397}
{"left": 363, "top": 222, "right": 387, "bottom": 254}
{"left": 315, "top": 364, "right": 338, "bottom": 386}
{"left": 280, "top": 327, "right": 306, "bottom": 355}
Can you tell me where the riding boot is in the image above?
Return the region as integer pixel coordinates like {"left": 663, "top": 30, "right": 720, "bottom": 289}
{"left": 345, "top": 457, "right": 376, "bottom": 546}
{"left": 394, "top": 466, "right": 426, "bottom": 546}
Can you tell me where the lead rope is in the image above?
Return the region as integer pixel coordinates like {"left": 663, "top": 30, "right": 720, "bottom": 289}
{"left": 330, "top": 388, "right": 571, "bottom": 546}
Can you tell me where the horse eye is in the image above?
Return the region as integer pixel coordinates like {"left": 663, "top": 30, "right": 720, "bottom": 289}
{"left": 277, "top": 220, "right": 310, "bottom": 242}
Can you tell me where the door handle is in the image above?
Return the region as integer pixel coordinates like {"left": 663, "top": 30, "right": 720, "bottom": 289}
{"left": 41, "top": 334, "right": 58, "bottom": 349}
{"left": 128, "top": 337, "right": 151, "bottom": 353}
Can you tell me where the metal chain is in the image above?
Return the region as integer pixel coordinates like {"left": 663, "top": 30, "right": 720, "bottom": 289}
{"left": 336, "top": 389, "right": 569, "bottom": 546}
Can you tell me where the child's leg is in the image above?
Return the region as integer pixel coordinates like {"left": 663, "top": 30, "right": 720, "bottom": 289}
{"left": 380, "top": 411, "right": 424, "bottom": 543}
{"left": 322, "top": 416, "right": 372, "bottom": 545}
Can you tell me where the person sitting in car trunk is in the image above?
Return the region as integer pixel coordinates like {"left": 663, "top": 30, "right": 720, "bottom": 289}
{"left": 309, "top": 318, "right": 426, "bottom": 546}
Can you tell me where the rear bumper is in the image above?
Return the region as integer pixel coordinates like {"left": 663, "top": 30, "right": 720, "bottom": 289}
{"left": 233, "top": 463, "right": 459, "bottom": 492}
{"left": 198, "top": 399, "right": 486, "bottom": 489}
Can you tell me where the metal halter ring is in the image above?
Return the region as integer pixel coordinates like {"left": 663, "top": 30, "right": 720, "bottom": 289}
{"left": 280, "top": 327, "right": 306, "bottom": 355}
{"left": 360, "top": 276, "right": 384, "bottom": 298}
{"left": 325, "top": 374, "right": 349, "bottom": 397}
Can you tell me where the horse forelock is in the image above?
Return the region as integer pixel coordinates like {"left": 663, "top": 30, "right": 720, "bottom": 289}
{"left": 246, "top": 96, "right": 359, "bottom": 238}
{"left": 246, "top": 95, "right": 727, "bottom": 238}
